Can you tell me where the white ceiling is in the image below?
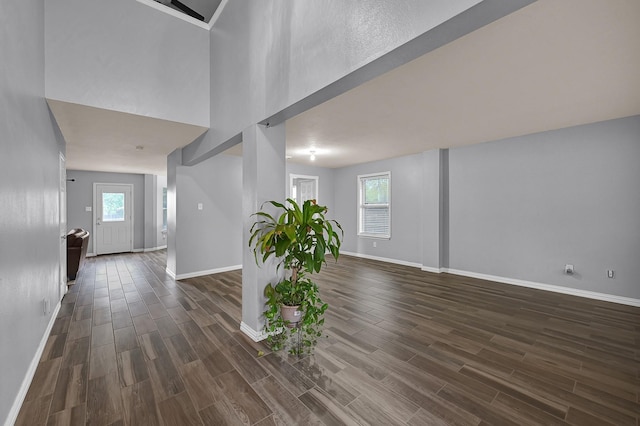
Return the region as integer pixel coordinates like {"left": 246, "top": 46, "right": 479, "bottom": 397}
{"left": 49, "top": 100, "right": 207, "bottom": 176}
{"left": 54, "top": 0, "right": 640, "bottom": 174}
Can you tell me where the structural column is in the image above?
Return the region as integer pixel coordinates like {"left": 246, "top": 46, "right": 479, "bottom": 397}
{"left": 240, "top": 122, "right": 286, "bottom": 341}
{"left": 165, "top": 148, "right": 182, "bottom": 277}
{"left": 421, "top": 148, "right": 449, "bottom": 272}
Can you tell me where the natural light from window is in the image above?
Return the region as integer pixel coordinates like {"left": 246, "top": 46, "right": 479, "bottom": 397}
{"left": 358, "top": 172, "right": 391, "bottom": 238}
{"left": 102, "top": 192, "right": 125, "bottom": 222}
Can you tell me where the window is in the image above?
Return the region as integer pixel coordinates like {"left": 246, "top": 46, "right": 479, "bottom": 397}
{"left": 102, "top": 192, "right": 125, "bottom": 222}
{"left": 162, "top": 187, "right": 167, "bottom": 230}
{"left": 358, "top": 172, "right": 390, "bottom": 238}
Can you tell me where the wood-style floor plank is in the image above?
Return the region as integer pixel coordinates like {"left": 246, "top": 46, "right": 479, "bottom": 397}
{"left": 15, "top": 250, "right": 640, "bottom": 425}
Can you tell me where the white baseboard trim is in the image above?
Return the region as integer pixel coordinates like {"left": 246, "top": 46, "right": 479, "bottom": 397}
{"left": 5, "top": 299, "right": 62, "bottom": 426}
{"left": 175, "top": 264, "right": 242, "bottom": 281}
{"left": 166, "top": 268, "right": 176, "bottom": 279}
{"left": 421, "top": 265, "right": 444, "bottom": 273}
{"left": 341, "top": 252, "right": 639, "bottom": 307}
{"left": 240, "top": 321, "right": 269, "bottom": 342}
{"left": 144, "top": 245, "right": 167, "bottom": 252}
{"left": 341, "top": 251, "right": 422, "bottom": 269}
{"left": 444, "top": 268, "right": 640, "bottom": 307}
{"left": 88, "top": 247, "right": 166, "bottom": 256}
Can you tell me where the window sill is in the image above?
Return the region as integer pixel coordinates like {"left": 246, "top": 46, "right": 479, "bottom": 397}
{"left": 358, "top": 233, "right": 391, "bottom": 240}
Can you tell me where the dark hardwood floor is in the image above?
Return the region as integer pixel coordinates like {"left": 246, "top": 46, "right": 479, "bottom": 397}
{"left": 16, "top": 251, "right": 640, "bottom": 425}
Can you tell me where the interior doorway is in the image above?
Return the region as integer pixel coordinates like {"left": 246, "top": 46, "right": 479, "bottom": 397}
{"left": 290, "top": 174, "right": 319, "bottom": 205}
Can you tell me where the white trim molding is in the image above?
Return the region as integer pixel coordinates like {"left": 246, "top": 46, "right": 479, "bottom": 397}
{"left": 444, "top": 268, "right": 640, "bottom": 308}
{"left": 175, "top": 264, "right": 242, "bottom": 281}
{"left": 341, "top": 251, "right": 422, "bottom": 269}
{"left": 344, "top": 252, "right": 640, "bottom": 307}
{"left": 165, "top": 268, "right": 176, "bottom": 279}
{"left": 144, "top": 245, "right": 167, "bottom": 252}
{"left": 421, "top": 265, "right": 444, "bottom": 274}
{"left": 240, "top": 322, "right": 269, "bottom": 342}
{"left": 6, "top": 300, "right": 62, "bottom": 426}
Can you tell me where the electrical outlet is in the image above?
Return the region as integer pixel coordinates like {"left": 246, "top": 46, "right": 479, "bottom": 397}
{"left": 373, "top": 241, "right": 377, "bottom": 248}
{"left": 564, "top": 264, "right": 574, "bottom": 275}
{"left": 607, "top": 270, "right": 615, "bottom": 279}
{"left": 43, "top": 298, "right": 50, "bottom": 315}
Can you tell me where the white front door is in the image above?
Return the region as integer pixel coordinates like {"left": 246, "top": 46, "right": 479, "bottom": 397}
{"left": 95, "top": 183, "right": 133, "bottom": 255}
{"left": 59, "top": 153, "right": 67, "bottom": 299}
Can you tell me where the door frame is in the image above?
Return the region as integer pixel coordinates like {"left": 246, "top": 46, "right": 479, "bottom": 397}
{"left": 93, "top": 183, "right": 134, "bottom": 255}
{"left": 59, "top": 153, "right": 67, "bottom": 299}
{"left": 289, "top": 174, "right": 319, "bottom": 205}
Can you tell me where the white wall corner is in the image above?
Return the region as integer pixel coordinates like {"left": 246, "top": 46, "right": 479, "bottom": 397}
{"left": 165, "top": 267, "right": 176, "bottom": 279}
{"left": 240, "top": 321, "right": 269, "bottom": 342}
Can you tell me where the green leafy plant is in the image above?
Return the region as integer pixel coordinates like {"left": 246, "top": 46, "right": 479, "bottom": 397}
{"left": 249, "top": 198, "right": 343, "bottom": 354}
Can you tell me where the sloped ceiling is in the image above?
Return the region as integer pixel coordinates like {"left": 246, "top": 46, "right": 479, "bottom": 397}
{"left": 56, "top": 0, "right": 640, "bottom": 174}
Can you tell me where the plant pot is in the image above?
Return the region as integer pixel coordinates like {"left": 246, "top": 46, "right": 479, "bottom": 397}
{"left": 281, "top": 304, "right": 302, "bottom": 327}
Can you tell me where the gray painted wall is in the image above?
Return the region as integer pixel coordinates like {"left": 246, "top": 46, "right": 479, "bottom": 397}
{"left": 66, "top": 170, "right": 145, "bottom": 254}
{"left": 334, "top": 154, "right": 424, "bottom": 265}
{"left": 0, "top": 0, "right": 65, "bottom": 423}
{"left": 169, "top": 158, "right": 336, "bottom": 275}
{"left": 184, "top": 0, "right": 486, "bottom": 163}
{"left": 175, "top": 154, "right": 243, "bottom": 275}
{"left": 448, "top": 115, "right": 640, "bottom": 299}
{"left": 45, "top": 0, "right": 210, "bottom": 126}
{"left": 330, "top": 116, "right": 640, "bottom": 300}
{"left": 169, "top": 0, "right": 534, "bottom": 336}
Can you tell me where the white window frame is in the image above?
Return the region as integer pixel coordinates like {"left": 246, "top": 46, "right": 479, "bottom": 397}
{"left": 357, "top": 171, "right": 391, "bottom": 239}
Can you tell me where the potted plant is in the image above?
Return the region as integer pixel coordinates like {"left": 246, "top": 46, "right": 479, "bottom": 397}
{"left": 249, "top": 198, "right": 343, "bottom": 355}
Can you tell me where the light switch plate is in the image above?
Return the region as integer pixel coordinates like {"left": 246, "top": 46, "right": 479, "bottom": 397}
{"left": 85, "top": 206, "right": 92, "bottom": 212}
